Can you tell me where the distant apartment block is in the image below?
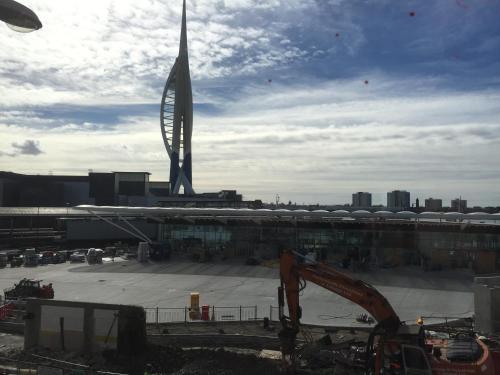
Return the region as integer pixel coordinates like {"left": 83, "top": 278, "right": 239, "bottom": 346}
{"left": 451, "top": 198, "right": 467, "bottom": 213}
{"left": 352, "top": 192, "right": 372, "bottom": 208}
{"left": 387, "top": 190, "right": 410, "bottom": 210}
{"left": 425, "top": 198, "right": 443, "bottom": 211}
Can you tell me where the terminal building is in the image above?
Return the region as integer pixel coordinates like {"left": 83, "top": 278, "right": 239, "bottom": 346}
{"left": 0, "top": 171, "right": 244, "bottom": 208}
{"left": 2, "top": 206, "right": 500, "bottom": 274}
{"left": 0, "top": 171, "right": 89, "bottom": 207}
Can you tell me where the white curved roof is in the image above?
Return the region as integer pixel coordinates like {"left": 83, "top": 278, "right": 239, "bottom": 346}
{"left": 398, "top": 211, "right": 416, "bottom": 215}
{"left": 74, "top": 205, "right": 500, "bottom": 225}
{"left": 352, "top": 210, "right": 371, "bottom": 214}
{"left": 333, "top": 210, "right": 350, "bottom": 214}
{"left": 374, "top": 211, "right": 393, "bottom": 215}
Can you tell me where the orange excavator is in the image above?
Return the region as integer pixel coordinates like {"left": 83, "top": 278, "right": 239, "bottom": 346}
{"left": 278, "top": 250, "right": 496, "bottom": 374}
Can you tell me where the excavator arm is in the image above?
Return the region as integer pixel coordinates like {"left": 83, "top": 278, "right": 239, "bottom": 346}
{"left": 279, "top": 251, "right": 400, "bottom": 333}
{"left": 278, "top": 251, "right": 401, "bottom": 370}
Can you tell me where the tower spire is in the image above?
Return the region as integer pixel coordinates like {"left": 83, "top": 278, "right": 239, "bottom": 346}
{"left": 179, "top": 0, "right": 188, "bottom": 56}
{"left": 160, "top": 0, "right": 194, "bottom": 195}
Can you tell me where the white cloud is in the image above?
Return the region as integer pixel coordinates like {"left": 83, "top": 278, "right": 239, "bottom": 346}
{"left": 1, "top": 76, "right": 499, "bottom": 205}
{"left": 0, "top": 0, "right": 329, "bottom": 106}
{"left": 1, "top": 1, "right": 499, "bottom": 206}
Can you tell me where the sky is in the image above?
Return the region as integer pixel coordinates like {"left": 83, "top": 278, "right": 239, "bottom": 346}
{"left": 1, "top": 0, "right": 500, "bottom": 206}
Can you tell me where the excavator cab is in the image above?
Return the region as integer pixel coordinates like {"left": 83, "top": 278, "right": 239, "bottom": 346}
{"left": 366, "top": 325, "right": 431, "bottom": 375}
{"left": 401, "top": 345, "right": 432, "bottom": 374}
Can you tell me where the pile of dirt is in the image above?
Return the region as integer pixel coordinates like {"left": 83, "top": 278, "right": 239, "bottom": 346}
{"left": 171, "top": 348, "right": 281, "bottom": 375}
{"left": 1, "top": 345, "right": 281, "bottom": 375}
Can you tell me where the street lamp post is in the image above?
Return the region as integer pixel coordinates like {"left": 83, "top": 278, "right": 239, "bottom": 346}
{"left": 0, "top": 0, "right": 42, "bottom": 32}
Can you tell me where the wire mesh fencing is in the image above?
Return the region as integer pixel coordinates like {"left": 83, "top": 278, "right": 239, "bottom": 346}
{"left": 144, "top": 305, "right": 260, "bottom": 324}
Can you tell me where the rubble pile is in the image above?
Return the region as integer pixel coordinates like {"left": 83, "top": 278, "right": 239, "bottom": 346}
{"left": 1, "top": 345, "right": 281, "bottom": 375}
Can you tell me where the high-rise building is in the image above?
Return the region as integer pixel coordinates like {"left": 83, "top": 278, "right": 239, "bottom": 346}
{"left": 451, "top": 198, "right": 467, "bottom": 213}
{"left": 425, "top": 198, "right": 442, "bottom": 211}
{"left": 387, "top": 190, "right": 410, "bottom": 210}
{"left": 160, "top": 0, "right": 194, "bottom": 195}
{"left": 352, "top": 192, "right": 372, "bottom": 208}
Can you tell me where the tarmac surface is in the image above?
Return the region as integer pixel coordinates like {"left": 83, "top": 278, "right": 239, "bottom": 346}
{"left": 0, "top": 258, "right": 474, "bottom": 326}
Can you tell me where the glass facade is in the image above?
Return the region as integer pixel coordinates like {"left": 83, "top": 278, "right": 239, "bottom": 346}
{"left": 160, "top": 220, "right": 500, "bottom": 272}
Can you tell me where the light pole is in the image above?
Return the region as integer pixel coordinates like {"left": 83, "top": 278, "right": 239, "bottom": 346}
{"left": 0, "top": 0, "right": 42, "bottom": 32}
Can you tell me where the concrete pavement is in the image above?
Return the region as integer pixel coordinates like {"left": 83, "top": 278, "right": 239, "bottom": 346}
{"left": 0, "top": 260, "right": 474, "bottom": 327}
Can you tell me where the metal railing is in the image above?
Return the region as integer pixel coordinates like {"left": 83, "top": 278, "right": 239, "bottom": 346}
{"left": 269, "top": 305, "right": 280, "bottom": 322}
{"left": 145, "top": 307, "right": 187, "bottom": 324}
{"left": 144, "top": 305, "right": 259, "bottom": 324}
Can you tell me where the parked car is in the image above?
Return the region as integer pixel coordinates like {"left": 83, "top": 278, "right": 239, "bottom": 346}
{"left": 86, "top": 248, "right": 103, "bottom": 264}
{"left": 70, "top": 252, "right": 86, "bottom": 263}
{"left": 39, "top": 251, "right": 54, "bottom": 265}
{"left": 10, "top": 257, "right": 23, "bottom": 267}
{"left": 0, "top": 253, "right": 8, "bottom": 268}
{"left": 24, "top": 248, "right": 38, "bottom": 267}
{"left": 245, "top": 256, "right": 262, "bottom": 266}
{"left": 53, "top": 251, "right": 67, "bottom": 264}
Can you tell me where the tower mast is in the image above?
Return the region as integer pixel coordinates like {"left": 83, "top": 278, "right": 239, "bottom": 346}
{"left": 160, "top": 0, "right": 194, "bottom": 195}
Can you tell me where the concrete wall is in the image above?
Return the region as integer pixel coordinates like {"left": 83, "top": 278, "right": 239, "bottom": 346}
{"left": 25, "top": 299, "right": 146, "bottom": 355}
{"left": 39, "top": 305, "right": 85, "bottom": 352}
{"left": 474, "top": 276, "right": 500, "bottom": 334}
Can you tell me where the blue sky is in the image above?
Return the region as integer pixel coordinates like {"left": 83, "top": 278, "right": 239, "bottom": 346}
{"left": 1, "top": 0, "right": 500, "bottom": 206}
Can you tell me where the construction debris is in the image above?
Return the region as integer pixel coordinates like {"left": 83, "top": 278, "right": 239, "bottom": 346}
{"left": 0, "top": 345, "right": 281, "bottom": 375}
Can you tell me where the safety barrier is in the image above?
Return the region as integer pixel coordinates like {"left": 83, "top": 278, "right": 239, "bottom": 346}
{"left": 269, "top": 305, "right": 281, "bottom": 322}
{"left": 0, "top": 303, "right": 14, "bottom": 320}
{"left": 144, "top": 305, "right": 259, "bottom": 324}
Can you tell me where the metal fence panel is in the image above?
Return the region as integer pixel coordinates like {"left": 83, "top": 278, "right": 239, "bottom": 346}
{"left": 269, "top": 305, "right": 280, "bottom": 322}
{"left": 157, "top": 308, "right": 186, "bottom": 323}
{"left": 145, "top": 307, "right": 187, "bottom": 324}
{"left": 145, "top": 306, "right": 258, "bottom": 323}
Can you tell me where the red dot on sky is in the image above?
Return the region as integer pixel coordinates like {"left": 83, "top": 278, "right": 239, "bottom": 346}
{"left": 456, "top": 0, "right": 470, "bottom": 10}
{"left": 409, "top": 11, "right": 416, "bottom": 17}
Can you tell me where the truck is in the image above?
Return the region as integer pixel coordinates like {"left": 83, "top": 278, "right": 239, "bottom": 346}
{"left": 4, "top": 279, "right": 54, "bottom": 300}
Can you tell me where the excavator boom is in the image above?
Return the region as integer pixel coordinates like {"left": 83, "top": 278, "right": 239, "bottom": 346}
{"left": 279, "top": 251, "right": 400, "bottom": 333}
{"left": 278, "top": 251, "right": 496, "bottom": 375}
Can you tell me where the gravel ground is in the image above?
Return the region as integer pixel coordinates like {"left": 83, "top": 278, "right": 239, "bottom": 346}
{"left": 0, "top": 332, "right": 24, "bottom": 354}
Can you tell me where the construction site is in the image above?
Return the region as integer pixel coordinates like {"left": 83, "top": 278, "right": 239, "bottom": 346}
{"left": 1, "top": 240, "right": 500, "bottom": 374}
{"left": 2, "top": 0, "right": 500, "bottom": 373}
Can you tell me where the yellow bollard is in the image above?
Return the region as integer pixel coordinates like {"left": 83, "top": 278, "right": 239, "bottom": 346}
{"left": 189, "top": 292, "right": 200, "bottom": 320}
